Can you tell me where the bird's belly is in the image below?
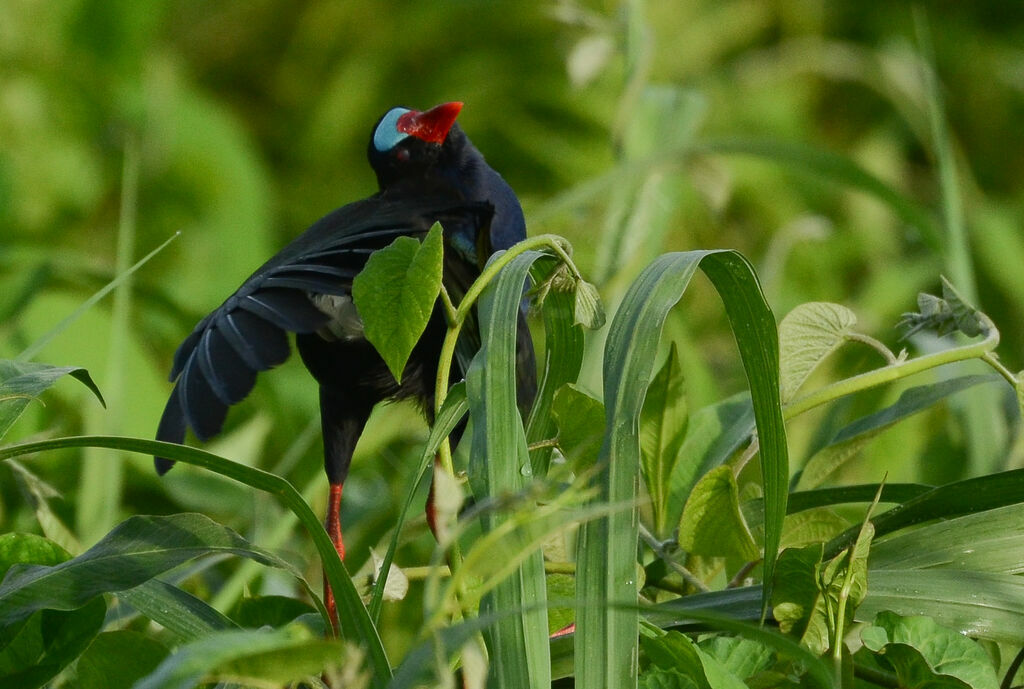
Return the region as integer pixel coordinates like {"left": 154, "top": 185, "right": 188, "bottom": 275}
{"left": 308, "top": 293, "right": 365, "bottom": 342}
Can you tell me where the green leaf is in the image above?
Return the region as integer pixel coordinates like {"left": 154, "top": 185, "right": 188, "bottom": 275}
{"left": 861, "top": 612, "right": 999, "bottom": 689}
{"left": 870, "top": 503, "right": 1024, "bottom": 574}
{"left": 351, "top": 222, "right": 444, "bottom": 383}
{"left": 577, "top": 249, "right": 786, "bottom": 689}
{"left": 677, "top": 466, "right": 758, "bottom": 561}
{"left": 0, "top": 534, "right": 104, "bottom": 689}
{"left": 466, "top": 250, "right": 550, "bottom": 688}
{"left": 0, "top": 360, "right": 104, "bottom": 440}
{"left": 826, "top": 467, "right": 1024, "bottom": 558}
{"left": 133, "top": 624, "right": 348, "bottom": 689}
{"left": 0, "top": 435, "right": 391, "bottom": 685}
{"left": 74, "top": 630, "right": 169, "bottom": 689}
{"left": 0, "top": 513, "right": 306, "bottom": 626}
{"left": 0, "top": 598, "right": 106, "bottom": 689}
{"left": 665, "top": 394, "right": 751, "bottom": 531}
{"left": 118, "top": 579, "right": 239, "bottom": 642}
{"left": 799, "top": 374, "right": 999, "bottom": 490}
{"left": 860, "top": 570, "right": 1024, "bottom": 645}
{"left": 0, "top": 533, "right": 70, "bottom": 582}
{"left": 641, "top": 343, "right": 689, "bottom": 535}
{"left": 696, "top": 636, "right": 773, "bottom": 681}
{"left": 573, "top": 278, "right": 606, "bottom": 329}
{"left": 778, "top": 302, "right": 857, "bottom": 403}
{"left": 552, "top": 383, "right": 605, "bottom": 470}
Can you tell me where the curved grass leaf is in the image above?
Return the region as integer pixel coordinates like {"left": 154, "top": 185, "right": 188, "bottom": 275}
{"left": 860, "top": 570, "right": 1024, "bottom": 645}
{"left": 0, "top": 435, "right": 391, "bottom": 687}
{"left": 870, "top": 503, "right": 1024, "bottom": 574}
{"left": 352, "top": 223, "right": 444, "bottom": 383}
{"left": 577, "top": 249, "right": 786, "bottom": 689}
{"left": 0, "top": 360, "right": 104, "bottom": 441}
{"left": 133, "top": 624, "right": 347, "bottom": 689}
{"left": 118, "top": 579, "right": 239, "bottom": 642}
{"left": 0, "top": 513, "right": 300, "bottom": 625}
{"left": 826, "top": 468, "right": 1024, "bottom": 559}
{"left": 466, "top": 250, "right": 550, "bottom": 688}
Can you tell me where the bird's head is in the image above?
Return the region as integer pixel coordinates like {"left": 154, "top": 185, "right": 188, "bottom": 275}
{"left": 367, "top": 102, "right": 464, "bottom": 188}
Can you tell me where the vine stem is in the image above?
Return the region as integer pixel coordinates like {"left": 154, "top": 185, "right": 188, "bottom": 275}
{"left": 783, "top": 317, "right": 1000, "bottom": 422}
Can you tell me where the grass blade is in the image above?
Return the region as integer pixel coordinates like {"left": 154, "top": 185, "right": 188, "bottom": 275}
{"left": 466, "top": 250, "right": 550, "bottom": 687}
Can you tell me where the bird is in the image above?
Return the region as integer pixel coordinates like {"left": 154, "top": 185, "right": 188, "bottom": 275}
{"left": 154, "top": 102, "right": 536, "bottom": 625}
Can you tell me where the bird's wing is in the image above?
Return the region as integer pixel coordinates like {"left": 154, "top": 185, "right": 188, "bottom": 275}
{"left": 156, "top": 195, "right": 492, "bottom": 471}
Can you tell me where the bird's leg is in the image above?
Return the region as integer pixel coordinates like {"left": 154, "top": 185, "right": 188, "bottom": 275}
{"left": 323, "top": 482, "right": 345, "bottom": 635}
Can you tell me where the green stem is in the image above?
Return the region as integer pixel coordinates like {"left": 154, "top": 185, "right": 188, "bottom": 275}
{"left": 784, "top": 323, "right": 1000, "bottom": 421}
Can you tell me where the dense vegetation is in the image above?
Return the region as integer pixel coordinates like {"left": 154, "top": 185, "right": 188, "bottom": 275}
{"left": 3, "top": 1, "right": 1024, "bottom": 687}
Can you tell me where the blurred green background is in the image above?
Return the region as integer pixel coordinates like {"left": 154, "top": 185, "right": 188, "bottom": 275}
{"left": 3, "top": 0, "right": 1024, "bottom": 656}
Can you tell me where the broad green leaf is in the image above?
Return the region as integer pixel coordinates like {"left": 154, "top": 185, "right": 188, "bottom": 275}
{"left": 860, "top": 570, "right": 1024, "bottom": 645}
{"left": 0, "top": 535, "right": 103, "bottom": 689}
{"left": 696, "top": 636, "right": 773, "bottom": 681}
{"left": 0, "top": 533, "right": 69, "bottom": 582}
{"left": 74, "top": 630, "right": 169, "bottom": 689}
{"left": 772, "top": 514, "right": 872, "bottom": 658}
{"left": 778, "top": 302, "right": 858, "bottom": 403}
{"left": 777, "top": 508, "right": 849, "bottom": 550}
{"left": 771, "top": 545, "right": 827, "bottom": 650}
{"left": 466, "top": 250, "right": 550, "bottom": 688}
{"left": 0, "top": 513, "right": 304, "bottom": 626}
{"left": 578, "top": 249, "right": 786, "bottom": 689}
{"left": 351, "top": 222, "right": 444, "bottom": 383}
{"left": 0, "top": 598, "right": 106, "bottom": 689}
{"left": 870, "top": 503, "right": 1024, "bottom": 574}
{"left": 642, "top": 630, "right": 748, "bottom": 689}
{"left": 133, "top": 624, "right": 348, "bottom": 689}
{"left": 552, "top": 383, "right": 605, "bottom": 470}
{"left": 574, "top": 278, "right": 606, "bottom": 329}
{"left": 677, "top": 466, "right": 758, "bottom": 561}
{"left": 641, "top": 343, "right": 689, "bottom": 535}
{"left": 639, "top": 606, "right": 834, "bottom": 688}
{"left": 861, "top": 612, "right": 999, "bottom": 689}
{"left": 0, "top": 360, "right": 104, "bottom": 440}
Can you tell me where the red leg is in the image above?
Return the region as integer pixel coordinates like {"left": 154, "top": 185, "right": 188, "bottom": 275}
{"left": 323, "top": 482, "right": 345, "bottom": 635}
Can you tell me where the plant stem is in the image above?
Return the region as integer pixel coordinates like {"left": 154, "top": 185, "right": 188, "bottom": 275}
{"left": 784, "top": 323, "right": 1000, "bottom": 421}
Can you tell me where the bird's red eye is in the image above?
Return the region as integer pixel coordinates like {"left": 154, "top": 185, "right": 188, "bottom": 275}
{"left": 396, "top": 148, "right": 410, "bottom": 162}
